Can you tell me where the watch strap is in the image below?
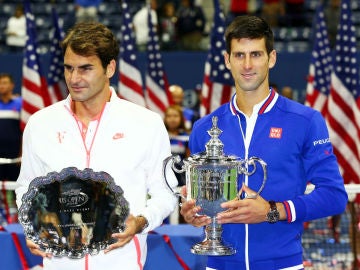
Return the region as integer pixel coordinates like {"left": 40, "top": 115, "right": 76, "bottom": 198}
{"left": 269, "top": 200, "right": 277, "bottom": 211}
{"left": 267, "top": 200, "right": 280, "bottom": 223}
{"left": 137, "top": 215, "right": 149, "bottom": 233}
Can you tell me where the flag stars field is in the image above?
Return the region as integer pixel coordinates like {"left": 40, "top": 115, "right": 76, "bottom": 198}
{"left": 118, "top": 0, "right": 146, "bottom": 107}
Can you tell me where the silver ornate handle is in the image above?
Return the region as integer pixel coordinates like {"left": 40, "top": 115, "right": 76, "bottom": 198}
{"left": 162, "top": 155, "right": 186, "bottom": 200}
{"left": 238, "top": 156, "right": 267, "bottom": 199}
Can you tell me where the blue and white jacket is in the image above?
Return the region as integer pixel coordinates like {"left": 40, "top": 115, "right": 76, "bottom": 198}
{"left": 189, "top": 90, "right": 348, "bottom": 270}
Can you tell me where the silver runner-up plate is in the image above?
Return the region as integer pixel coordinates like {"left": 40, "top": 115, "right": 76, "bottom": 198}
{"left": 18, "top": 167, "right": 129, "bottom": 259}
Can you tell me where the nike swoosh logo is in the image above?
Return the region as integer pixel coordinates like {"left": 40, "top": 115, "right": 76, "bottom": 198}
{"left": 113, "top": 133, "right": 124, "bottom": 140}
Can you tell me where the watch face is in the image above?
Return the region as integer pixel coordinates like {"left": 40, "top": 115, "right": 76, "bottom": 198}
{"left": 267, "top": 201, "right": 279, "bottom": 223}
{"left": 267, "top": 210, "right": 280, "bottom": 223}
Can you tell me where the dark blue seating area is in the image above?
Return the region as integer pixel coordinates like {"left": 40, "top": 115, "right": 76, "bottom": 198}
{"left": 1, "top": 0, "right": 360, "bottom": 54}
{"left": 0, "top": 0, "right": 143, "bottom": 53}
{"left": 273, "top": 27, "right": 314, "bottom": 53}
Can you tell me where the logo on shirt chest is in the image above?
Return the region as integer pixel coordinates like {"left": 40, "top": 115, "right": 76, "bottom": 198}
{"left": 113, "top": 132, "right": 124, "bottom": 140}
{"left": 57, "top": 131, "right": 67, "bottom": 143}
{"left": 269, "top": 127, "right": 282, "bottom": 139}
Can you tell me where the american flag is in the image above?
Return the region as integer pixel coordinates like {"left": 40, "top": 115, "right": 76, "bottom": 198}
{"left": 118, "top": 0, "right": 145, "bottom": 106}
{"left": 327, "top": 0, "right": 360, "bottom": 184}
{"left": 145, "top": 5, "right": 170, "bottom": 117}
{"left": 47, "top": 6, "right": 67, "bottom": 104}
{"left": 304, "top": 4, "right": 333, "bottom": 116}
{"left": 21, "top": 0, "right": 50, "bottom": 130}
{"left": 200, "top": 0, "right": 234, "bottom": 117}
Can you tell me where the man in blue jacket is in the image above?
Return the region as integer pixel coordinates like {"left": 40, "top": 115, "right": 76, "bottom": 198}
{"left": 180, "top": 15, "right": 348, "bottom": 270}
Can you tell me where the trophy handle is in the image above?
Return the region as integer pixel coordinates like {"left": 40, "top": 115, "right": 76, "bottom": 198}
{"left": 163, "top": 155, "right": 186, "bottom": 200}
{"left": 239, "top": 157, "right": 267, "bottom": 199}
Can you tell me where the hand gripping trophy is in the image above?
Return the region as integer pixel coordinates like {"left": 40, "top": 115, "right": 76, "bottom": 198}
{"left": 163, "top": 116, "right": 267, "bottom": 256}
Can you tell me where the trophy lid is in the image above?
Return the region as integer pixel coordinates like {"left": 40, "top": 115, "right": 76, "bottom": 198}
{"left": 205, "top": 116, "right": 224, "bottom": 159}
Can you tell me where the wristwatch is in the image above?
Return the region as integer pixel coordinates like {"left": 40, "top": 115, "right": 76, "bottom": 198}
{"left": 266, "top": 201, "right": 280, "bottom": 223}
{"left": 137, "top": 215, "right": 149, "bottom": 233}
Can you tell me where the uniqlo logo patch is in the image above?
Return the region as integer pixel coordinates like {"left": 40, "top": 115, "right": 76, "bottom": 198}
{"left": 269, "top": 127, "right": 282, "bottom": 139}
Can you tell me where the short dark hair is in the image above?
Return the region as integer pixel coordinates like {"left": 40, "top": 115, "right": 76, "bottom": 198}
{"left": 61, "top": 22, "right": 119, "bottom": 69}
{"left": 0, "top": 73, "right": 14, "bottom": 83}
{"left": 225, "top": 15, "right": 274, "bottom": 55}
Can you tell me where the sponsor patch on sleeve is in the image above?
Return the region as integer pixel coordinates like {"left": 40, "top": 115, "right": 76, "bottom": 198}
{"left": 313, "top": 137, "right": 330, "bottom": 146}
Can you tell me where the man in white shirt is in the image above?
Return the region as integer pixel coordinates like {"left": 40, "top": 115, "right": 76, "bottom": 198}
{"left": 133, "top": 0, "right": 158, "bottom": 51}
{"left": 5, "top": 4, "right": 26, "bottom": 53}
{"left": 16, "top": 21, "right": 177, "bottom": 270}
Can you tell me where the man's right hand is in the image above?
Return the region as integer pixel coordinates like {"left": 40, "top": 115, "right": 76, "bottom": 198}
{"left": 26, "top": 239, "right": 52, "bottom": 258}
{"left": 179, "top": 199, "right": 211, "bottom": 227}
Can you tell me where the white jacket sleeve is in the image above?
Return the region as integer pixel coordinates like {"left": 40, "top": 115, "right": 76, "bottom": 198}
{"left": 140, "top": 114, "right": 178, "bottom": 232}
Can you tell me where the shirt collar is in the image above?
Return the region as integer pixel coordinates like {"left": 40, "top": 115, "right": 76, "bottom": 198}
{"left": 64, "top": 86, "right": 116, "bottom": 111}
{"left": 230, "top": 88, "right": 278, "bottom": 116}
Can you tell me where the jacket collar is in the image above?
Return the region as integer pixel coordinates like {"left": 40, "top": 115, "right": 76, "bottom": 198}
{"left": 229, "top": 88, "right": 278, "bottom": 116}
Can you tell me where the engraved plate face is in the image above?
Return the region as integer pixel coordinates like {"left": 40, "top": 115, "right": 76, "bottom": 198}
{"left": 189, "top": 163, "right": 238, "bottom": 217}
{"left": 18, "top": 167, "right": 129, "bottom": 258}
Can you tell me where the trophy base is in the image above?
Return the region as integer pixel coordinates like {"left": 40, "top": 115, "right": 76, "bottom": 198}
{"left": 190, "top": 239, "right": 236, "bottom": 256}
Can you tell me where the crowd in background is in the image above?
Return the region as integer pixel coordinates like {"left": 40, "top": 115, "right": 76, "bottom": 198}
{"left": 137, "top": 0, "right": 313, "bottom": 51}
{"left": 1, "top": 0, "right": 342, "bottom": 54}
{"left": 137, "top": 0, "right": 340, "bottom": 51}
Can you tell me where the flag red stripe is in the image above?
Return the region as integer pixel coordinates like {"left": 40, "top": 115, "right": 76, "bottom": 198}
{"left": 52, "top": 83, "right": 65, "bottom": 102}
{"left": 305, "top": 73, "right": 318, "bottom": 107}
{"left": 22, "top": 100, "right": 40, "bottom": 116}
{"left": 22, "top": 78, "right": 43, "bottom": 96}
{"left": 330, "top": 87, "right": 356, "bottom": 121}
{"left": 306, "top": 91, "right": 320, "bottom": 108}
{"left": 333, "top": 147, "right": 360, "bottom": 183}
{"left": 327, "top": 113, "right": 359, "bottom": 162}
{"left": 328, "top": 87, "right": 360, "bottom": 158}
{"left": 40, "top": 77, "right": 51, "bottom": 106}
{"left": 201, "top": 75, "right": 213, "bottom": 115}
{"left": 146, "top": 87, "right": 168, "bottom": 112}
{"left": 120, "top": 74, "right": 144, "bottom": 97}
{"left": 220, "top": 85, "right": 232, "bottom": 105}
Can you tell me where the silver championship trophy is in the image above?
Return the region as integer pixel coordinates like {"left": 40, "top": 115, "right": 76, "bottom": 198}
{"left": 18, "top": 167, "right": 129, "bottom": 258}
{"left": 164, "top": 116, "right": 267, "bottom": 256}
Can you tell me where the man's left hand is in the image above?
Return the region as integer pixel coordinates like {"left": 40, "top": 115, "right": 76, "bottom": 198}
{"left": 104, "top": 214, "right": 144, "bottom": 253}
